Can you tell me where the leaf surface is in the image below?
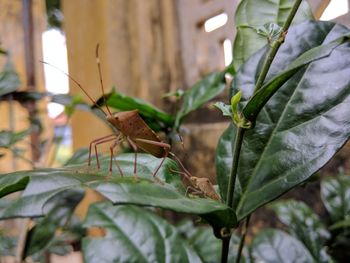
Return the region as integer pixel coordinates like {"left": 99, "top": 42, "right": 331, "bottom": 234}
{"left": 25, "top": 190, "right": 84, "bottom": 257}
{"left": 82, "top": 203, "right": 202, "bottom": 263}
{"left": 105, "top": 90, "right": 174, "bottom": 130}
{"left": 174, "top": 72, "right": 226, "bottom": 129}
{"left": 251, "top": 229, "right": 314, "bottom": 263}
{"left": 270, "top": 200, "right": 331, "bottom": 262}
{"left": 216, "top": 21, "right": 350, "bottom": 220}
{"left": 233, "top": 0, "right": 313, "bottom": 71}
{"left": 0, "top": 154, "right": 236, "bottom": 233}
{"left": 0, "top": 61, "right": 20, "bottom": 97}
{"left": 321, "top": 174, "right": 350, "bottom": 223}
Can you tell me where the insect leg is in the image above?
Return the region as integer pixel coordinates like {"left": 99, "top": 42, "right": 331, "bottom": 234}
{"left": 168, "top": 167, "right": 191, "bottom": 180}
{"left": 126, "top": 137, "right": 138, "bottom": 179}
{"left": 134, "top": 138, "right": 171, "bottom": 177}
{"left": 169, "top": 152, "right": 192, "bottom": 177}
{"left": 89, "top": 134, "right": 117, "bottom": 167}
{"left": 109, "top": 134, "right": 124, "bottom": 176}
{"left": 185, "top": 186, "right": 202, "bottom": 198}
{"left": 93, "top": 135, "right": 120, "bottom": 169}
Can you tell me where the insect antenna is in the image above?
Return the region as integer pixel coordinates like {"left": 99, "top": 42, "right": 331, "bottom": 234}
{"left": 95, "top": 44, "right": 113, "bottom": 116}
{"left": 40, "top": 60, "right": 107, "bottom": 116}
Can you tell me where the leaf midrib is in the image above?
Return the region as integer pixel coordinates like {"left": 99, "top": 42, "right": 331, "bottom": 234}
{"left": 235, "top": 26, "right": 334, "bottom": 215}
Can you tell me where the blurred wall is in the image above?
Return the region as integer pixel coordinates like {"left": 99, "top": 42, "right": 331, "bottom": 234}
{"left": 0, "top": 0, "right": 47, "bottom": 172}
{"left": 62, "top": 0, "right": 238, "bottom": 182}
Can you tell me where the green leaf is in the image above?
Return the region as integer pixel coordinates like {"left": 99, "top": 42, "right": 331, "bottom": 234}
{"left": 330, "top": 218, "right": 350, "bottom": 230}
{"left": 321, "top": 174, "right": 350, "bottom": 223}
{"left": 213, "top": 102, "right": 232, "bottom": 117}
{"left": 63, "top": 147, "right": 90, "bottom": 166}
{"left": 216, "top": 21, "right": 350, "bottom": 220}
{"left": 270, "top": 200, "right": 331, "bottom": 262}
{"left": 233, "top": 0, "right": 313, "bottom": 71}
{"left": 0, "top": 129, "right": 31, "bottom": 148}
{"left": 256, "top": 23, "right": 283, "bottom": 45}
{"left": 82, "top": 203, "right": 203, "bottom": 263}
{"left": 162, "top": 89, "right": 185, "bottom": 100}
{"left": 215, "top": 124, "right": 233, "bottom": 203}
{"left": 104, "top": 90, "right": 175, "bottom": 130}
{"left": 174, "top": 72, "right": 226, "bottom": 129}
{"left": 0, "top": 154, "right": 236, "bottom": 234}
{"left": 242, "top": 34, "right": 349, "bottom": 123}
{"left": 24, "top": 189, "right": 85, "bottom": 257}
{"left": 0, "top": 172, "right": 29, "bottom": 198}
{"left": 185, "top": 225, "right": 251, "bottom": 263}
{"left": 251, "top": 229, "right": 314, "bottom": 263}
{"left": 0, "top": 61, "right": 21, "bottom": 97}
{"left": 225, "top": 62, "right": 235, "bottom": 76}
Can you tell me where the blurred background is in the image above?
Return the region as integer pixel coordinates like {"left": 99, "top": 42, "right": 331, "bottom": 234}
{"left": 0, "top": 0, "right": 349, "bottom": 262}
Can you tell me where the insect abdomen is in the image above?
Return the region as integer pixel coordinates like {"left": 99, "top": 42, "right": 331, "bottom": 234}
{"left": 116, "top": 110, "right": 166, "bottom": 158}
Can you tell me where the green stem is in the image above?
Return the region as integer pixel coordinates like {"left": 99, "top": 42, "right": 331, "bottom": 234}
{"left": 235, "top": 215, "right": 251, "bottom": 263}
{"left": 221, "top": 1, "right": 304, "bottom": 262}
{"left": 254, "top": 0, "right": 303, "bottom": 93}
{"left": 226, "top": 127, "right": 245, "bottom": 207}
{"left": 222, "top": 127, "right": 245, "bottom": 263}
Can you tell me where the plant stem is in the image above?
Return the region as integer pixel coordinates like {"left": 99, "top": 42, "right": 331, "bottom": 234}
{"left": 226, "top": 127, "right": 245, "bottom": 207}
{"left": 235, "top": 215, "right": 251, "bottom": 263}
{"left": 221, "top": 1, "right": 304, "bottom": 262}
{"left": 222, "top": 127, "right": 245, "bottom": 263}
{"left": 221, "top": 237, "right": 231, "bottom": 263}
{"left": 254, "top": 0, "right": 303, "bottom": 93}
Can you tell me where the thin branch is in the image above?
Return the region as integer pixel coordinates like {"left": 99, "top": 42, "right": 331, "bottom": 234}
{"left": 221, "top": 0, "right": 304, "bottom": 262}
{"left": 226, "top": 127, "right": 245, "bottom": 207}
{"left": 254, "top": 0, "right": 303, "bottom": 94}
{"left": 235, "top": 215, "right": 251, "bottom": 263}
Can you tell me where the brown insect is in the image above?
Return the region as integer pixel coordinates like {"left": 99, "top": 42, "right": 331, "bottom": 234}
{"left": 188, "top": 177, "right": 221, "bottom": 201}
{"left": 170, "top": 155, "right": 221, "bottom": 201}
{"left": 42, "top": 45, "right": 170, "bottom": 178}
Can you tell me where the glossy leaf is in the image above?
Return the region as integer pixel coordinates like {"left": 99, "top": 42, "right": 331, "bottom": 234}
{"left": 321, "top": 175, "right": 350, "bottom": 223}
{"left": 174, "top": 72, "right": 226, "bottom": 129}
{"left": 270, "top": 200, "right": 331, "bottom": 262}
{"left": 243, "top": 34, "right": 349, "bottom": 123}
{"left": 251, "top": 229, "right": 314, "bottom": 263}
{"left": 0, "top": 61, "right": 20, "bottom": 97}
{"left": 82, "top": 203, "right": 202, "bottom": 263}
{"left": 183, "top": 224, "right": 250, "bottom": 263}
{"left": 0, "top": 154, "right": 236, "bottom": 233}
{"left": 0, "top": 171, "right": 29, "bottom": 198}
{"left": 215, "top": 123, "right": 234, "bottom": 202}
{"left": 52, "top": 91, "right": 174, "bottom": 132}
{"left": 233, "top": 0, "right": 313, "bottom": 71}
{"left": 105, "top": 90, "right": 174, "bottom": 130}
{"left": 256, "top": 23, "right": 283, "bottom": 45}
{"left": 24, "top": 189, "right": 85, "bottom": 257}
{"left": 216, "top": 21, "right": 350, "bottom": 220}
